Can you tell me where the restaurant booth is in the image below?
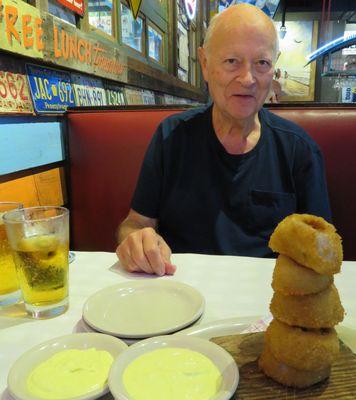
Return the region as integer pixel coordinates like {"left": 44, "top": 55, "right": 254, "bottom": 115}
{"left": 2, "top": 1, "right": 356, "bottom": 397}
{"left": 64, "top": 103, "right": 356, "bottom": 260}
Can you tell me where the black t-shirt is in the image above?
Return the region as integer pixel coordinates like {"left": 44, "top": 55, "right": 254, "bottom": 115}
{"left": 131, "top": 105, "right": 331, "bottom": 257}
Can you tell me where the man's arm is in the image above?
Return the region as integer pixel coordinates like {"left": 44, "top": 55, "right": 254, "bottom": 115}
{"left": 116, "top": 209, "right": 176, "bottom": 276}
{"left": 117, "top": 209, "right": 157, "bottom": 244}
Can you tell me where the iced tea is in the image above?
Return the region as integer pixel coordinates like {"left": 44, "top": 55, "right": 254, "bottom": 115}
{"left": 12, "top": 234, "right": 69, "bottom": 306}
{"left": 0, "top": 203, "right": 22, "bottom": 306}
{"left": 4, "top": 206, "right": 69, "bottom": 318}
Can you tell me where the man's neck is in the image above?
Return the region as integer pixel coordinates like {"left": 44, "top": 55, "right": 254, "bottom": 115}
{"left": 212, "top": 106, "right": 261, "bottom": 155}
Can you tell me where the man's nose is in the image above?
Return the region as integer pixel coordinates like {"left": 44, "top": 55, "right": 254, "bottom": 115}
{"left": 236, "top": 64, "right": 256, "bottom": 86}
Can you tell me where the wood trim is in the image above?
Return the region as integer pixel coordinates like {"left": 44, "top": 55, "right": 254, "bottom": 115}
{"left": 167, "top": 0, "right": 177, "bottom": 76}
{"left": 0, "top": 161, "right": 64, "bottom": 184}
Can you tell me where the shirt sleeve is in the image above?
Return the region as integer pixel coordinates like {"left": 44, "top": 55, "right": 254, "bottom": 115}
{"left": 130, "top": 123, "right": 164, "bottom": 219}
{"left": 293, "top": 139, "right": 332, "bottom": 222}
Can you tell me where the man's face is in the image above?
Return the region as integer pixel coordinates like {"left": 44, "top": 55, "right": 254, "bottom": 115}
{"left": 199, "top": 23, "right": 276, "bottom": 122}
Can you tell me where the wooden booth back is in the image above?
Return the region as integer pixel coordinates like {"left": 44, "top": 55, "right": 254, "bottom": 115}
{"left": 65, "top": 105, "right": 356, "bottom": 260}
{"left": 65, "top": 107, "right": 182, "bottom": 252}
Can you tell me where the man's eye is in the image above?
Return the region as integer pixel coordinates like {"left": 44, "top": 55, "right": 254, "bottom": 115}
{"left": 225, "top": 59, "right": 237, "bottom": 64}
{"left": 257, "top": 60, "right": 271, "bottom": 67}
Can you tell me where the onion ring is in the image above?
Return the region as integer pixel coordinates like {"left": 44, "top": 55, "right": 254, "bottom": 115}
{"left": 258, "top": 342, "right": 331, "bottom": 388}
{"left": 272, "top": 254, "right": 333, "bottom": 295}
{"left": 270, "top": 284, "right": 344, "bottom": 328}
{"left": 269, "top": 214, "right": 343, "bottom": 275}
{"left": 265, "top": 318, "right": 339, "bottom": 370}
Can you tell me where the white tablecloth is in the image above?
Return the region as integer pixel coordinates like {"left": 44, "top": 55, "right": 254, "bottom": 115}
{"left": 1, "top": 252, "right": 355, "bottom": 396}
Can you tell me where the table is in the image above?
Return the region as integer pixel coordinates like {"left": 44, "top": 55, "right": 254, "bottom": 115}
{"left": 1, "top": 252, "right": 355, "bottom": 397}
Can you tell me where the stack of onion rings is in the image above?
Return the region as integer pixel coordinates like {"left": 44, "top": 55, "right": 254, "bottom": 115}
{"left": 258, "top": 213, "right": 344, "bottom": 388}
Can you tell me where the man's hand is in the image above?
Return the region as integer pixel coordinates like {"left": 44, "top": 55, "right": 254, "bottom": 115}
{"left": 116, "top": 227, "right": 176, "bottom": 276}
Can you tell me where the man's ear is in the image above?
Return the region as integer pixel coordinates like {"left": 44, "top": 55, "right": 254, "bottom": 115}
{"left": 198, "top": 46, "right": 209, "bottom": 82}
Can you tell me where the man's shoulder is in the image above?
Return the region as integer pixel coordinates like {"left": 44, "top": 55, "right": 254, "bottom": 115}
{"left": 261, "top": 107, "right": 319, "bottom": 149}
{"left": 159, "top": 105, "right": 209, "bottom": 135}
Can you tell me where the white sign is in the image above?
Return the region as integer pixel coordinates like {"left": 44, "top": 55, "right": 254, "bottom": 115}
{"left": 342, "top": 87, "right": 356, "bottom": 103}
{"left": 141, "top": 90, "right": 155, "bottom": 105}
{"left": 71, "top": 73, "right": 107, "bottom": 106}
{"left": 164, "top": 94, "right": 174, "bottom": 104}
{"left": 124, "top": 87, "right": 144, "bottom": 104}
{"left": 184, "top": 0, "right": 197, "bottom": 20}
{"left": 343, "top": 31, "right": 356, "bottom": 55}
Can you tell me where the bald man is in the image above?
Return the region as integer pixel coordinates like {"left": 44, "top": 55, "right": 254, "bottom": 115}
{"left": 116, "top": 4, "right": 331, "bottom": 275}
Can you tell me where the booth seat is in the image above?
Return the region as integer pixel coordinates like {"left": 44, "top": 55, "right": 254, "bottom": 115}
{"left": 65, "top": 107, "right": 183, "bottom": 253}
{"left": 65, "top": 105, "right": 356, "bottom": 261}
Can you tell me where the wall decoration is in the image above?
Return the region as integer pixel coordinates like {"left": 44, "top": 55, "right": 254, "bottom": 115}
{"left": 71, "top": 73, "right": 107, "bottom": 106}
{"left": 141, "top": 89, "right": 155, "bottom": 104}
{"left": 0, "top": 120, "right": 63, "bottom": 174}
{"left": 128, "top": 0, "right": 143, "bottom": 19}
{"left": 0, "top": 0, "right": 127, "bottom": 83}
{"left": 218, "top": 0, "right": 280, "bottom": 18}
{"left": 104, "top": 82, "right": 127, "bottom": 105}
{"left": 26, "top": 64, "right": 75, "bottom": 113}
{"left": 124, "top": 86, "right": 144, "bottom": 104}
{"left": 0, "top": 0, "right": 44, "bottom": 59}
{"left": 342, "top": 86, "right": 356, "bottom": 103}
{"left": 0, "top": 55, "right": 33, "bottom": 114}
{"left": 184, "top": 0, "right": 196, "bottom": 20}
{"left": 56, "top": 0, "right": 84, "bottom": 16}
{"left": 273, "top": 20, "right": 318, "bottom": 101}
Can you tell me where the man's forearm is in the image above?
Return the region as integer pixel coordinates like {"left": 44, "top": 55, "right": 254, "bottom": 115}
{"left": 117, "top": 218, "right": 151, "bottom": 244}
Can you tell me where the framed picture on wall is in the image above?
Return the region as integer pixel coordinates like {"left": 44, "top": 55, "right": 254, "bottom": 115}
{"left": 273, "top": 21, "right": 318, "bottom": 102}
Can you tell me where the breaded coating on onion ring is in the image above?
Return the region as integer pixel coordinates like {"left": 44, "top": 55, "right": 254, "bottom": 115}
{"left": 272, "top": 255, "right": 333, "bottom": 295}
{"left": 258, "top": 342, "right": 331, "bottom": 388}
{"left": 269, "top": 214, "right": 343, "bottom": 275}
{"left": 265, "top": 319, "right": 339, "bottom": 371}
{"left": 270, "top": 284, "right": 344, "bottom": 328}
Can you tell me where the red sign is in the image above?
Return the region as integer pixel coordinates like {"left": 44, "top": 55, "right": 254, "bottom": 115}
{"left": 56, "top": 0, "right": 84, "bottom": 16}
{"left": 0, "top": 55, "right": 33, "bottom": 114}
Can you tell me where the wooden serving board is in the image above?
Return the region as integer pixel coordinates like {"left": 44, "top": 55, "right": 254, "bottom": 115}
{"left": 211, "top": 332, "right": 356, "bottom": 399}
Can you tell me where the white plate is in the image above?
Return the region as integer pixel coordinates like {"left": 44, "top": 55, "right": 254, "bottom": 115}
{"left": 175, "top": 316, "right": 262, "bottom": 339}
{"left": 83, "top": 280, "right": 205, "bottom": 338}
{"left": 7, "top": 332, "right": 128, "bottom": 400}
{"left": 74, "top": 318, "right": 138, "bottom": 346}
{"left": 109, "top": 335, "right": 239, "bottom": 400}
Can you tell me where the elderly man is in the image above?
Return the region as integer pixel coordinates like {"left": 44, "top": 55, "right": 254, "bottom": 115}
{"left": 116, "top": 4, "right": 331, "bottom": 275}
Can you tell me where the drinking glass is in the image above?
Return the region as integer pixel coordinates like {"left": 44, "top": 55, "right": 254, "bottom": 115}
{"left": 0, "top": 202, "right": 23, "bottom": 306}
{"left": 3, "top": 206, "right": 69, "bottom": 318}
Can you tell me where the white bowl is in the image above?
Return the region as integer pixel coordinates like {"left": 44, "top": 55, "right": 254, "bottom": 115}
{"left": 8, "top": 332, "right": 128, "bottom": 400}
{"left": 109, "top": 335, "right": 239, "bottom": 400}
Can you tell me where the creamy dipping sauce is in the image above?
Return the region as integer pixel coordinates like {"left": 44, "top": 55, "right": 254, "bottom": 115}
{"left": 123, "top": 347, "right": 222, "bottom": 400}
{"left": 27, "top": 348, "right": 113, "bottom": 399}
